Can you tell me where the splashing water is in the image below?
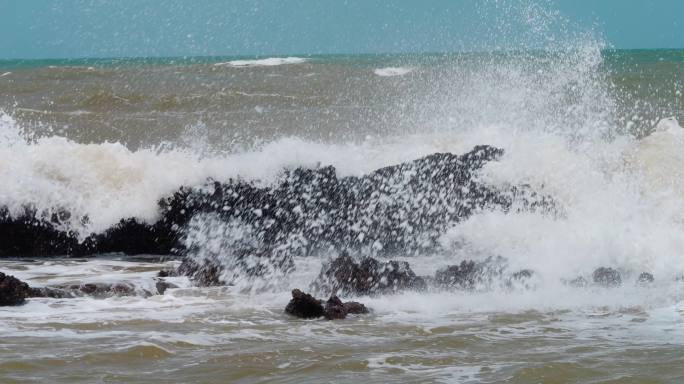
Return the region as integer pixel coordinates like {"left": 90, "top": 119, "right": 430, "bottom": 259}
{"left": 3, "top": 1, "right": 684, "bottom": 381}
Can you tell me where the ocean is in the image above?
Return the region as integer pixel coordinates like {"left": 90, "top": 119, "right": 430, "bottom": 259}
{"left": 2, "top": 46, "right": 684, "bottom": 383}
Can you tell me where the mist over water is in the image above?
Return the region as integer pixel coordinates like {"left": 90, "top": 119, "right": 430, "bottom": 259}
{"left": 3, "top": 1, "right": 684, "bottom": 382}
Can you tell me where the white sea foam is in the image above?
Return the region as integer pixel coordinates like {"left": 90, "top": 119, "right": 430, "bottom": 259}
{"left": 214, "top": 57, "right": 308, "bottom": 67}
{"left": 373, "top": 67, "right": 413, "bottom": 77}
{"left": 1, "top": 3, "right": 684, "bottom": 308}
{"left": 0, "top": 111, "right": 472, "bottom": 237}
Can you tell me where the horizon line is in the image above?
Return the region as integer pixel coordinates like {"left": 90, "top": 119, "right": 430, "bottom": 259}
{"left": 1, "top": 47, "right": 684, "bottom": 62}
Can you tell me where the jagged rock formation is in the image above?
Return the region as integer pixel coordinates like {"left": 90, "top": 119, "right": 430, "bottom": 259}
{"left": 0, "top": 271, "right": 34, "bottom": 306}
{"left": 311, "top": 253, "right": 426, "bottom": 296}
{"left": 312, "top": 254, "right": 537, "bottom": 296}
{"left": 172, "top": 145, "right": 554, "bottom": 285}
{"left": 284, "top": 289, "right": 368, "bottom": 320}
{"left": 1, "top": 145, "right": 554, "bottom": 260}
{"left": 0, "top": 146, "right": 559, "bottom": 290}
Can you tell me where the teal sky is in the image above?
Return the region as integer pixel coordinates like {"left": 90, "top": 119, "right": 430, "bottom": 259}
{"left": 1, "top": 0, "right": 683, "bottom": 59}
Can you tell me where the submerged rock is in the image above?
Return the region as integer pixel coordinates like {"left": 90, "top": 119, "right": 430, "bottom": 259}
{"left": 0, "top": 271, "right": 33, "bottom": 306}
{"left": 155, "top": 279, "right": 178, "bottom": 295}
{"left": 311, "top": 253, "right": 426, "bottom": 296}
{"left": 592, "top": 267, "right": 622, "bottom": 288}
{"left": 30, "top": 282, "right": 145, "bottom": 298}
{"left": 284, "top": 289, "right": 368, "bottom": 320}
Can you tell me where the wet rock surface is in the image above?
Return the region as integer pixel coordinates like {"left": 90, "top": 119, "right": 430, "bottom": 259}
{"left": 284, "top": 289, "right": 368, "bottom": 320}
{"left": 1, "top": 269, "right": 177, "bottom": 305}
{"left": 30, "top": 282, "right": 149, "bottom": 298}
{"left": 0, "top": 271, "right": 33, "bottom": 306}
{"left": 433, "top": 259, "right": 509, "bottom": 290}
{"left": 313, "top": 254, "right": 541, "bottom": 295}
{"left": 311, "top": 253, "right": 426, "bottom": 296}
{"left": 0, "top": 147, "right": 554, "bottom": 266}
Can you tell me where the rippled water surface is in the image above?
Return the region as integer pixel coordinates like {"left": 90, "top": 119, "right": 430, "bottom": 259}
{"left": 3, "top": 4, "right": 684, "bottom": 382}
{"left": 3, "top": 258, "right": 684, "bottom": 383}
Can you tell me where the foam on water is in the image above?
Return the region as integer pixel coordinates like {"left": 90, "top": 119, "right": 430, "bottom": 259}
{"left": 1, "top": 0, "right": 684, "bottom": 317}
{"left": 214, "top": 57, "right": 308, "bottom": 67}
{"left": 5, "top": 4, "right": 684, "bottom": 382}
{"left": 373, "top": 67, "right": 413, "bottom": 77}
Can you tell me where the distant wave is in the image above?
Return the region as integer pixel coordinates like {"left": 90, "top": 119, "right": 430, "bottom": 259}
{"left": 0, "top": 72, "right": 11, "bottom": 78}
{"left": 373, "top": 67, "right": 413, "bottom": 77}
{"left": 215, "top": 57, "right": 308, "bottom": 68}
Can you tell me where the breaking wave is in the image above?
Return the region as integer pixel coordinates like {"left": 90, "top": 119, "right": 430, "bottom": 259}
{"left": 373, "top": 67, "right": 413, "bottom": 77}
{"left": 2, "top": 2, "right": 684, "bottom": 294}
{"left": 214, "top": 57, "right": 308, "bottom": 67}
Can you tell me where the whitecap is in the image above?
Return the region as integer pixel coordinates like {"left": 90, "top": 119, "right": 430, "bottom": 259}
{"left": 373, "top": 67, "right": 413, "bottom": 77}
{"left": 214, "top": 57, "right": 308, "bottom": 68}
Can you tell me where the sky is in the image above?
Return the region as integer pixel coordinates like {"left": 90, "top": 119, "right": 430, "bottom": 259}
{"left": 0, "top": 0, "right": 683, "bottom": 59}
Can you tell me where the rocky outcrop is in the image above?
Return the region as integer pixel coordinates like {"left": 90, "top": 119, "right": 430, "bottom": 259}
{"left": 30, "top": 282, "right": 144, "bottom": 298}
{"left": 0, "top": 269, "right": 176, "bottom": 305}
{"left": 1, "top": 146, "right": 555, "bottom": 264}
{"left": 0, "top": 210, "right": 175, "bottom": 258}
{"left": 284, "top": 289, "right": 368, "bottom": 320}
{"left": 312, "top": 253, "right": 541, "bottom": 295}
{"left": 0, "top": 271, "right": 33, "bottom": 306}
{"left": 311, "top": 253, "right": 426, "bottom": 296}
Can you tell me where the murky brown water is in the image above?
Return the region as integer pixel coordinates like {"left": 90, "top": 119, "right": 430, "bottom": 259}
{"left": 2, "top": 51, "right": 684, "bottom": 383}
{"left": 3, "top": 257, "right": 684, "bottom": 383}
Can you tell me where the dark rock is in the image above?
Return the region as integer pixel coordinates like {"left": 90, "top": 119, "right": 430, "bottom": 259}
{"left": 592, "top": 267, "right": 622, "bottom": 287}
{"left": 157, "top": 269, "right": 177, "bottom": 278}
{"left": 155, "top": 279, "right": 178, "bottom": 295}
{"left": 434, "top": 257, "right": 508, "bottom": 290}
{"left": 434, "top": 261, "right": 482, "bottom": 289}
{"left": 41, "top": 282, "right": 138, "bottom": 298}
{"left": 29, "top": 286, "right": 75, "bottom": 299}
{"left": 323, "top": 295, "right": 369, "bottom": 319}
{"left": 312, "top": 253, "right": 426, "bottom": 296}
{"left": 1, "top": 146, "right": 556, "bottom": 263}
{"left": 285, "top": 289, "right": 325, "bottom": 319}
{"left": 0, "top": 209, "right": 175, "bottom": 257}
{"left": 636, "top": 272, "right": 654, "bottom": 284}
{"left": 323, "top": 295, "right": 348, "bottom": 320}
{"left": 177, "top": 258, "right": 223, "bottom": 286}
{"left": 285, "top": 289, "right": 369, "bottom": 320}
{"left": 0, "top": 271, "right": 33, "bottom": 306}
{"left": 342, "top": 301, "right": 369, "bottom": 315}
